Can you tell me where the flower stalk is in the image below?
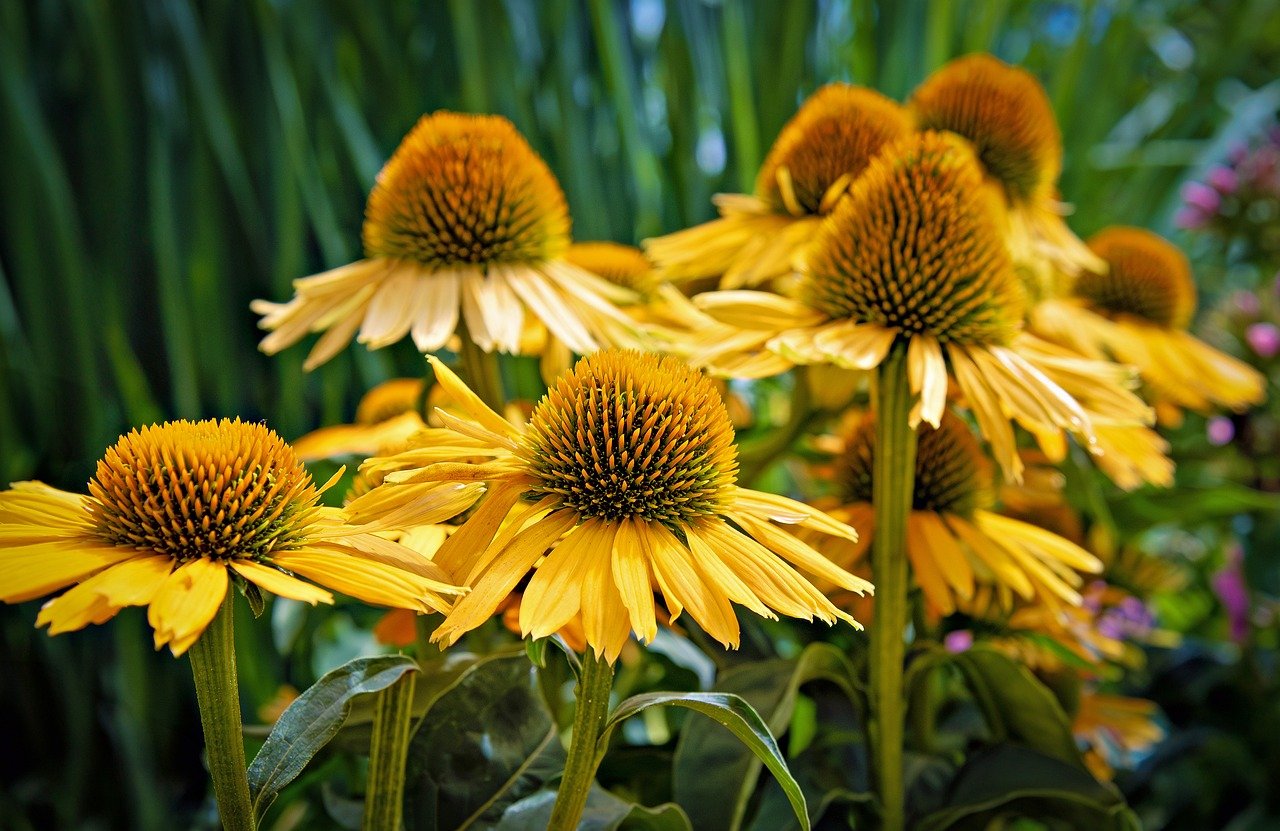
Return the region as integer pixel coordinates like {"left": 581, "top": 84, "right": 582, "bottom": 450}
{"left": 548, "top": 651, "right": 615, "bottom": 831}
{"left": 362, "top": 669, "right": 419, "bottom": 831}
{"left": 457, "top": 324, "right": 505, "bottom": 412}
{"left": 188, "top": 591, "right": 256, "bottom": 831}
{"left": 869, "top": 341, "right": 917, "bottom": 831}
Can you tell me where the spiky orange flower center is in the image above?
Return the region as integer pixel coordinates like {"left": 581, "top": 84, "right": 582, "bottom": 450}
{"left": 89, "top": 419, "right": 317, "bottom": 561}
{"left": 565, "top": 242, "right": 658, "bottom": 294}
{"left": 840, "top": 412, "right": 992, "bottom": 516}
{"left": 755, "top": 84, "right": 915, "bottom": 215}
{"left": 1075, "top": 227, "right": 1197, "bottom": 329}
{"left": 519, "top": 350, "right": 738, "bottom": 525}
{"left": 909, "top": 53, "right": 1062, "bottom": 204}
{"left": 801, "top": 131, "right": 1026, "bottom": 345}
{"left": 362, "top": 112, "right": 570, "bottom": 268}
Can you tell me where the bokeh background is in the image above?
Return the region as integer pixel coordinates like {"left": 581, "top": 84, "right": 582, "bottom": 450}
{"left": 2, "top": 1, "right": 1280, "bottom": 828}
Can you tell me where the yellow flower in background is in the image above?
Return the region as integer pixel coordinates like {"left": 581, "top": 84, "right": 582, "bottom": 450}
{"left": 691, "top": 131, "right": 1151, "bottom": 480}
{"left": 0, "top": 419, "right": 465, "bottom": 655}
{"left": 1032, "top": 226, "right": 1265, "bottom": 425}
{"left": 820, "top": 412, "right": 1102, "bottom": 616}
{"left": 292, "top": 378, "right": 428, "bottom": 462}
{"left": 909, "top": 53, "right": 1103, "bottom": 291}
{"left": 1074, "top": 691, "right": 1165, "bottom": 781}
{"left": 253, "top": 112, "right": 641, "bottom": 370}
{"left": 645, "top": 84, "right": 913, "bottom": 290}
{"left": 346, "top": 351, "right": 872, "bottom": 662}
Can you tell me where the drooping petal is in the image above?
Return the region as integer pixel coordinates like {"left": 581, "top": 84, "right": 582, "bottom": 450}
{"left": 148, "top": 558, "right": 230, "bottom": 656}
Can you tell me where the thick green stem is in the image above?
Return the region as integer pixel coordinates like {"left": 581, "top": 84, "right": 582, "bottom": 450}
{"left": 362, "top": 669, "right": 419, "bottom": 831}
{"left": 869, "top": 343, "right": 917, "bottom": 831}
{"left": 457, "top": 324, "right": 505, "bottom": 412}
{"left": 188, "top": 591, "right": 255, "bottom": 831}
{"left": 548, "top": 651, "right": 615, "bottom": 831}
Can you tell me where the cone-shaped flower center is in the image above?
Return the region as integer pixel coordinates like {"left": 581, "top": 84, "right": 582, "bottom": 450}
{"left": 1075, "top": 227, "right": 1197, "bottom": 329}
{"left": 362, "top": 112, "right": 571, "bottom": 268}
{"left": 909, "top": 54, "right": 1062, "bottom": 204}
{"left": 755, "top": 84, "right": 915, "bottom": 215}
{"left": 801, "top": 131, "right": 1026, "bottom": 345}
{"left": 840, "top": 412, "right": 992, "bottom": 516}
{"left": 565, "top": 242, "right": 657, "bottom": 294}
{"left": 520, "top": 351, "right": 738, "bottom": 525}
{"left": 89, "top": 419, "right": 317, "bottom": 561}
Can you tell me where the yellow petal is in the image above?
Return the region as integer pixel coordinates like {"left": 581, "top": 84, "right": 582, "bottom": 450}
{"left": 0, "top": 540, "right": 138, "bottom": 603}
{"left": 610, "top": 519, "right": 658, "bottom": 644}
{"left": 426, "top": 354, "right": 522, "bottom": 445}
{"left": 270, "top": 549, "right": 453, "bottom": 613}
{"left": 230, "top": 560, "right": 333, "bottom": 605}
{"left": 148, "top": 558, "right": 230, "bottom": 656}
{"left": 37, "top": 555, "right": 173, "bottom": 634}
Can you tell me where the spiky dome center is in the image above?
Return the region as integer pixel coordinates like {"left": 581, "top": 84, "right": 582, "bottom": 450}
{"left": 89, "top": 419, "right": 317, "bottom": 561}
{"left": 565, "top": 242, "right": 658, "bottom": 295}
{"left": 362, "top": 112, "right": 571, "bottom": 268}
{"left": 354, "top": 378, "right": 425, "bottom": 425}
{"left": 1075, "top": 227, "right": 1197, "bottom": 329}
{"left": 755, "top": 84, "right": 915, "bottom": 215}
{"left": 800, "top": 131, "right": 1027, "bottom": 345}
{"left": 519, "top": 350, "right": 738, "bottom": 526}
{"left": 839, "top": 412, "right": 993, "bottom": 516}
{"left": 909, "top": 53, "right": 1062, "bottom": 205}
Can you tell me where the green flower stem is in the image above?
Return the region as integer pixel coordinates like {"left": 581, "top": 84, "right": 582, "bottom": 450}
{"left": 548, "top": 650, "right": 615, "bottom": 831}
{"left": 457, "top": 323, "right": 505, "bottom": 412}
{"left": 870, "top": 342, "right": 918, "bottom": 831}
{"left": 188, "top": 591, "right": 256, "bottom": 831}
{"left": 415, "top": 613, "right": 444, "bottom": 666}
{"left": 362, "top": 668, "right": 419, "bottom": 831}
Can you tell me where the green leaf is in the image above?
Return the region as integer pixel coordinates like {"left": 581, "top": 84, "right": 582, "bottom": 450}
{"left": 488, "top": 784, "right": 691, "bottom": 831}
{"left": 401, "top": 651, "right": 564, "bottom": 830}
{"left": 605, "top": 690, "right": 810, "bottom": 831}
{"left": 948, "top": 647, "right": 1085, "bottom": 769}
{"left": 672, "top": 642, "right": 860, "bottom": 830}
{"left": 915, "top": 745, "right": 1137, "bottom": 831}
{"left": 247, "top": 655, "right": 418, "bottom": 820}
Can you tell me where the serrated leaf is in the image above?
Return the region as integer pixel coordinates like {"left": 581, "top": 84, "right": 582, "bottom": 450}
{"left": 247, "top": 655, "right": 418, "bottom": 819}
{"left": 672, "top": 642, "right": 860, "bottom": 830}
{"left": 604, "top": 691, "right": 810, "bottom": 831}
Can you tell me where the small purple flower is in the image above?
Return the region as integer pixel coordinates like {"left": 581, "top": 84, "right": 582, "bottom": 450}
{"left": 1207, "top": 416, "right": 1235, "bottom": 446}
{"left": 1207, "top": 166, "right": 1239, "bottom": 194}
{"left": 1182, "top": 181, "right": 1222, "bottom": 214}
{"left": 944, "top": 630, "right": 973, "bottom": 653}
{"left": 1174, "top": 206, "right": 1211, "bottom": 230}
{"left": 1245, "top": 322, "right": 1280, "bottom": 359}
{"left": 1213, "top": 545, "right": 1250, "bottom": 644}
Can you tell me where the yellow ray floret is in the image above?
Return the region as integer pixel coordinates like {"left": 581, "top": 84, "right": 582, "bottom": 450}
{"left": 252, "top": 112, "right": 641, "bottom": 369}
{"left": 645, "top": 84, "right": 913, "bottom": 288}
{"left": 0, "top": 419, "right": 463, "bottom": 656}
{"left": 345, "top": 352, "right": 872, "bottom": 663}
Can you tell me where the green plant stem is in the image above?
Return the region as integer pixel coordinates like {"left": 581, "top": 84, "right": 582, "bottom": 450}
{"left": 869, "top": 342, "right": 917, "bottom": 831}
{"left": 737, "top": 367, "right": 817, "bottom": 486}
{"left": 188, "top": 591, "right": 255, "bottom": 831}
{"left": 415, "top": 613, "right": 444, "bottom": 666}
{"left": 362, "top": 669, "right": 419, "bottom": 831}
{"left": 548, "top": 651, "right": 615, "bottom": 831}
{"left": 457, "top": 324, "right": 505, "bottom": 412}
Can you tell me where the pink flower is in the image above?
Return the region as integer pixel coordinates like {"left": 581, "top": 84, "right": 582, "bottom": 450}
{"left": 944, "top": 630, "right": 973, "bottom": 653}
{"left": 1207, "top": 166, "right": 1238, "bottom": 194}
{"left": 1181, "top": 181, "right": 1221, "bottom": 214}
{"left": 1207, "top": 416, "right": 1235, "bottom": 446}
{"left": 1174, "top": 206, "right": 1211, "bottom": 230}
{"left": 1212, "top": 545, "right": 1250, "bottom": 644}
{"left": 1245, "top": 322, "right": 1280, "bottom": 359}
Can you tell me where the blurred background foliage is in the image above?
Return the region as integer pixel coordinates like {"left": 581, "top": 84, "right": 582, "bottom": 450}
{"left": 2, "top": 0, "right": 1280, "bottom": 829}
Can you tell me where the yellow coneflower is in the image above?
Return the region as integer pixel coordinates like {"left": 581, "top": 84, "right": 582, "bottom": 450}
{"left": 645, "top": 84, "right": 914, "bottom": 290}
{"left": 821, "top": 412, "right": 1102, "bottom": 616}
{"left": 908, "top": 53, "right": 1103, "bottom": 289}
{"left": 690, "top": 131, "right": 1152, "bottom": 480}
{"left": 1032, "top": 226, "right": 1265, "bottom": 425}
{"left": 346, "top": 351, "right": 872, "bottom": 663}
{"left": 252, "top": 112, "right": 641, "bottom": 370}
{"left": 0, "top": 419, "right": 468, "bottom": 655}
